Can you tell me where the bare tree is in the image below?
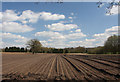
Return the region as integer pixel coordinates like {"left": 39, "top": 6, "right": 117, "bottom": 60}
{"left": 97, "top": 0, "right": 120, "bottom": 15}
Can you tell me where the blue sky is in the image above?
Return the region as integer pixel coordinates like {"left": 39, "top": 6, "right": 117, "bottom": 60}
{"left": 1, "top": 2, "right": 119, "bottom": 48}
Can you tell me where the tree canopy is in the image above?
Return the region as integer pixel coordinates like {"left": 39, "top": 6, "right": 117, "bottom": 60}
{"left": 104, "top": 35, "right": 119, "bottom": 54}
{"left": 26, "top": 39, "right": 42, "bottom": 54}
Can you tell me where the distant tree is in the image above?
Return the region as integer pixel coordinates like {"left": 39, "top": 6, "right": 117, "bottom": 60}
{"left": 65, "top": 49, "right": 68, "bottom": 53}
{"left": 5, "top": 47, "right": 9, "bottom": 52}
{"left": 4, "top": 47, "right": 26, "bottom": 52}
{"left": 21, "top": 48, "right": 25, "bottom": 52}
{"left": 104, "top": 35, "right": 119, "bottom": 54}
{"left": 26, "top": 39, "right": 42, "bottom": 54}
{"left": 25, "top": 48, "right": 28, "bottom": 52}
{"left": 87, "top": 46, "right": 104, "bottom": 54}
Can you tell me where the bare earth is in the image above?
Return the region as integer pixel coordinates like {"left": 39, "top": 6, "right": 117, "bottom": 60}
{"left": 2, "top": 52, "right": 120, "bottom": 81}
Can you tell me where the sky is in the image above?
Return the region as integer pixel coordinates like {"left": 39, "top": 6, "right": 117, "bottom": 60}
{"left": 0, "top": 2, "right": 119, "bottom": 48}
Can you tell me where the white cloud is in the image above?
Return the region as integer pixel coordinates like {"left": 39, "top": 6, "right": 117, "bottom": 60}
{"left": 35, "top": 31, "right": 67, "bottom": 48}
{"left": 0, "top": 12, "right": 2, "bottom": 22}
{"left": 106, "top": 5, "right": 119, "bottom": 15}
{"left": 39, "top": 12, "right": 65, "bottom": 21}
{"left": 0, "top": 32, "right": 29, "bottom": 48}
{"left": 45, "top": 23, "right": 78, "bottom": 31}
{"left": 105, "top": 26, "right": 119, "bottom": 34}
{"left": 0, "top": 41, "right": 4, "bottom": 48}
{"left": 94, "top": 26, "right": 119, "bottom": 38}
{"left": 68, "top": 26, "right": 119, "bottom": 48}
{"left": 66, "top": 32, "right": 86, "bottom": 39}
{"left": 35, "top": 31, "right": 66, "bottom": 40}
{"left": 75, "top": 29, "right": 81, "bottom": 32}
{"left": 93, "top": 26, "right": 119, "bottom": 46}
{"left": 1, "top": 22, "right": 34, "bottom": 33}
{"left": 94, "top": 33, "right": 108, "bottom": 42}
{"left": 59, "top": 21, "right": 68, "bottom": 24}
{"left": 19, "top": 10, "right": 40, "bottom": 23}
{"left": 40, "top": 40, "right": 67, "bottom": 48}
{"left": 40, "top": 40, "right": 48, "bottom": 47}
{"left": 33, "top": 25, "right": 119, "bottom": 48}
{"left": 68, "top": 17, "right": 73, "bottom": 19}
{"left": 19, "top": 10, "right": 65, "bottom": 23}
{"left": 69, "top": 40, "right": 96, "bottom": 47}
{"left": 2, "top": 32, "right": 29, "bottom": 43}
{"left": 35, "top": 30, "right": 87, "bottom": 48}
{"left": 2, "top": 10, "right": 19, "bottom": 22}
{"left": 2, "top": 32, "right": 24, "bottom": 39}
{"left": 35, "top": 25, "right": 119, "bottom": 48}
{"left": 35, "top": 28, "right": 86, "bottom": 41}
{"left": 69, "top": 41, "right": 83, "bottom": 44}
{"left": 85, "top": 39, "right": 96, "bottom": 42}
{"left": 1, "top": 10, "right": 65, "bottom": 23}
{"left": 1, "top": 42, "right": 26, "bottom": 48}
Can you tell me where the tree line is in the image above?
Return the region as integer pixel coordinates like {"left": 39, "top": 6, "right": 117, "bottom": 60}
{"left": 4, "top": 47, "right": 28, "bottom": 52}
{"left": 3, "top": 46, "right": 85, "bottom": 53}
{"left": 2, "top": 35, "right": 120, "bottom": 54}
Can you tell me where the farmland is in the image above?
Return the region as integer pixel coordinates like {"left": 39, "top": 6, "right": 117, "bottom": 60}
{"left": 2, "top": 53, "right": 120, "bottom": 81}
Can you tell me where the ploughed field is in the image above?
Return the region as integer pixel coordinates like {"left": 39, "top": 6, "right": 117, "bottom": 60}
{"left": 2, "top": 53, "right": 120, "bottom": 80}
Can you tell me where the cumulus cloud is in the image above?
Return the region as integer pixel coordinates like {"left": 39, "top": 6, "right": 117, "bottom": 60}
{"left": 105, "top": 26, "right": 119, "bottom": 34}
{"left": 69, "top": 40, "right": 96, "bottom": 47}
{"left": 34, "top": 25, "right": 119, "bottom": 48}
{"left": 40, "top": 40, "right": 48, "bottom": 46}
{"left": 1, "top": 10, "right": 65, "bottom": 23}
{"left": 39, "top": 12, "right": 65, "bottom": 21}
{"left": 0, "top": 32, "right": 29, "bottom": 48}
{"left": 35, "top": 29, "right": 87, "bottom": 48}
{"left": 2, "top": 10, "right": 19, "bottom": 22}
{"left": 68, "top": 17, "right": 73, "bottom": 19}
{"left": 75, "top": 29, "right": 81, "bottom": 32}
{"left": 65, "top": 32, "right": 86, "bottom": 39}
{"left": 35, "top": 31, "right": 67, "bottom": 48}
{"left": 68, "top": 26, "right": 119, "bottom": 48}
{"left": 1, "top": 22, "right": 34, "bottom": 33}
{"left": 35, "top": 28, "right": 86, "bottom": 40}
{"left": 45, "top": 23, "right": 78, "bottom": 31}
{"left": 93, "top": 26, "right": 119, "bottom": 46}
{"left": 1, "top": 10, "right": 66, "bottom": 33}
{"left": 40, "top": 40, "right": 67, "bottom": 48}
{"left": 0, "top": 12, "right": 2, "bottom": 22}
{"left": 1, "top": 42, "right": 26, "bottom": 48}
{"left": 85, "top": 39, "right": 96, "bottom": 42}
{"left": 2, "top": 32, "right": 29, "bottom": 43}
{"left": 19, "top": 10, "right": 40, "bottom": 23}
{"left": 94, "top": 26, "right": 119, "bottom": 39}
{"left": 1, "top": 9, "right": 66, "bottom": 48}
{"left": 35, "top": 31, "right": 65, "bottom": 40}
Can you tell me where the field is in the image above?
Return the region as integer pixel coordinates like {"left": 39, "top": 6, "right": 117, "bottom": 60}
{"left": 2, "top": 52, "right": 120, "bottom": 81}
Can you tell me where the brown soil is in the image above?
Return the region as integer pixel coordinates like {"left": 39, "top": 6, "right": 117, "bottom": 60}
{"left": 2, "top": 53, "right": 120, "bottom": 81}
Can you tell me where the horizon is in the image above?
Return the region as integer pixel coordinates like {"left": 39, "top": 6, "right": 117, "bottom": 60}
{"left": 0, "top": 2, "right": 119, "bottom": 48}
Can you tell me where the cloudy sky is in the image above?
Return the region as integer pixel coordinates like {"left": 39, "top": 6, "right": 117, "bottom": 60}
{"left": 0, "top": 2, "right": 119, "bottom": 48}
